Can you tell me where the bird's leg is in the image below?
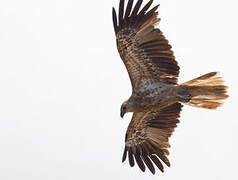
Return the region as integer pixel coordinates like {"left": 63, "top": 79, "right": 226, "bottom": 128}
{"left": 177, "top": 94, "right": 191, "bottom": 103}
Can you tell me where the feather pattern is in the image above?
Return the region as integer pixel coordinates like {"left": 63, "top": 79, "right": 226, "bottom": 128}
{"left": 122, "top": 103, "right": 182, "bottom": 174}
{"left": 112, "top": 0, "right": 179, "bottom": 90}
{"left": 113, "top": 0, "right": 229, "bottom": 175}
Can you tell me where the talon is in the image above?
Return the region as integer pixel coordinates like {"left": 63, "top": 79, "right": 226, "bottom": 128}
{"left": 177, "top": 94, "right": 191, "bottom": 103}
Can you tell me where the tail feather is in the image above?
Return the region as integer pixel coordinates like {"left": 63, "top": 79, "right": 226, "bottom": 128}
{"left": 180, "top": 72, "right": 228, "bottom": 109}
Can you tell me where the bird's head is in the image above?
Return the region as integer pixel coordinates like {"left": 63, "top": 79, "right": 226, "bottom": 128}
{"left": 120, "top": 101, "right": 128, "bottom": 118}
{"left": 120, "top": 97, "right": 137, "bottom": 118}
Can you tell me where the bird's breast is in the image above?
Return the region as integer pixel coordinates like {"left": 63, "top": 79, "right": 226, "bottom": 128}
{"left": 133, "top": 83, "right": 177, "bottom": 111}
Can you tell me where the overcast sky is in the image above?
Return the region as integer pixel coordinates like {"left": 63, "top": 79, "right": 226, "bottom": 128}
{"left": 0, "top": 0, "right": 237, "bottom": 179}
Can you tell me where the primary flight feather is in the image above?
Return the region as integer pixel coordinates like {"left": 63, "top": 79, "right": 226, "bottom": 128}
{"left": 112, "top": 0, "right": 228, "bottom": 174}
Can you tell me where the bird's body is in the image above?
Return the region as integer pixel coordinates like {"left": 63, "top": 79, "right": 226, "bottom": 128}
{"left": 127, "top": 83, "right": 178, "bottom": 112}
{"left": 112, "top": 0, "right": 228, "bottom": 174}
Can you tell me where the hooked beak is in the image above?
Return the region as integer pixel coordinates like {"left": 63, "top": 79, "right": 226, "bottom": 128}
{"left": 120, "top": 109, "right": 126, "bottom": 118}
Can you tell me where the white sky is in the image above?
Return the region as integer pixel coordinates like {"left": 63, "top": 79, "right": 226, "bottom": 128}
{"left": 0, "top": 0, "right": 237, "bottom": 179}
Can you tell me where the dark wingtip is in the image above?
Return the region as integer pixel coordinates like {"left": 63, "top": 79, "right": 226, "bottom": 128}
{"left": 119, "top": 0, "right": 125, "bottom": 27}
{"left": 122, "top": 146, "right": 127, "bottom": 162}
{"left": 134, "top": 153, "right": 146, "bottom": 172}
{"left": 138, "top": 0, "right": 153, "bottom": 16}
{"left": 128, "top": 148, "right": 135, "bottom": 167}
{"left": 112, "top": 7, "right": 118, "bottom": 33}
{"left": 124, "top": 0, "right": 134, "bottom": 21}
{"left": 151, "top": 4, "right": 160, "bottom": 12}
{"left": 150, "top": 154, "right": 164, "bottom": 173}
{"left": 131, "top": 0, "right": 143, "bottom": 16}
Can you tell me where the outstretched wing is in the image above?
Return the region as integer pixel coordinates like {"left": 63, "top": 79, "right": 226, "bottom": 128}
{"left": 122, "top": 103, "right": 182, "bottom": 174}
{"left": 112, "top": 0, "right": 179, "bottom": 90}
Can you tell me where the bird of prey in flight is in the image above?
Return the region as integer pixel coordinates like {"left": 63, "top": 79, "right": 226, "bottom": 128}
{"left": 112, "top": 0, "right": 228, "bottom": 174}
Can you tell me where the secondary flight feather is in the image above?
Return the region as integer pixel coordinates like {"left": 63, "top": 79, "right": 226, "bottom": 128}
{"left": 112, "top": 0, "right": 228, "bottom": 174}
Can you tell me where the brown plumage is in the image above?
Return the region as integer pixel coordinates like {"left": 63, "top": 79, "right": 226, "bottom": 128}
{"left": 112, "top": 0, "right": 228, "bottom": 174}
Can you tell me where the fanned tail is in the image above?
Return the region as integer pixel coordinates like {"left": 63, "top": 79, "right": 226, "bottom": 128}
{"left": 179, "top": 72, "right": 228, "bottom": 109}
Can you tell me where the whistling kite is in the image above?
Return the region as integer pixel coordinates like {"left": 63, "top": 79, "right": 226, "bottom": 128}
{"left": 112, "top": 0, "right": 228, "bottom": 174}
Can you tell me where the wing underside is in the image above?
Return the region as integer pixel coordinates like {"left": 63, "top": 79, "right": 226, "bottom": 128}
{"left": 122, "top": 103, "right": 183, "bottom": 174}
{"left": 112, "top": 0, "right": 180, "bottom": 89}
